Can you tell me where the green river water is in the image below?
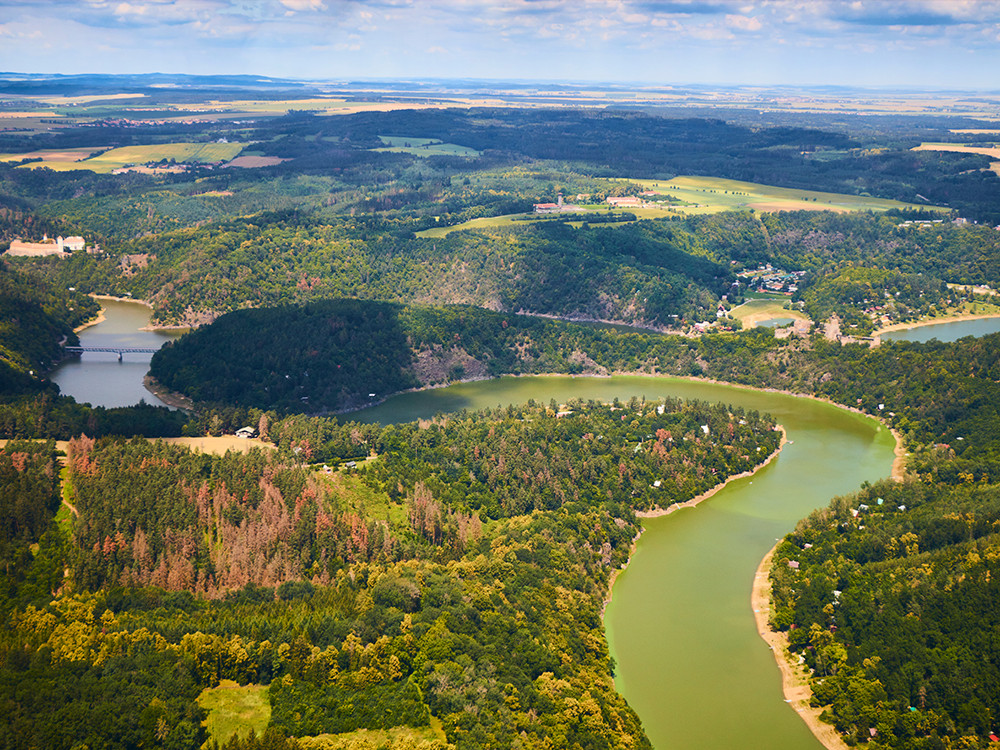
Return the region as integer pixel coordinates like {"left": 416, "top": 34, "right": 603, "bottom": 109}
{"left": 354, "top": 376, "right": 896, "bottom": 750}
{"left": 55, "top": 301, "right": 918, "bottom": 749}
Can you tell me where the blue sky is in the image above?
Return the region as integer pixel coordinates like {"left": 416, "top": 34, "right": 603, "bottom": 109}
{"left": 1, "top": 0, "right": 999, "bottom": 88}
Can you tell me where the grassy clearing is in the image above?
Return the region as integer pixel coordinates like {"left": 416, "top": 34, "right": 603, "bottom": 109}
{"left": 298, "top": 723, "right": 448, "bottom": 750}
{"left": 419, "top": 175, "right": 945, "bottom": 238}
{"left": 730, "top": 298, "right": 809, "bottom": 328}
{"left": 319, "top": 471, "right": 409, "bottom": 531}
{"left": 634, "top": 175, "right": 946, "bottom": 215}
{"left": 374, "top": 136, "right": 480, "bottom": 158}
{"left": 21, "top": 142, "right": 245, "bottom": 173}
{"left": 197, "top": 681, "right": 270, "bottom": 747}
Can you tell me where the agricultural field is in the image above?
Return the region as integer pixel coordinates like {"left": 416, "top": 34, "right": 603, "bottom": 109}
{"left": 373, "top": 135, "right": 480, "bottom": 157}
{"left": 16, "top": 142, "right": 245, "bottom": 172}
{"left": 418, "top": 173, "right": 945, "bottom": 238}
{"left": 913, "top": 142, "right": 1000, "bottom": 174}
{"left": 197, "top": 681, "right": 270, "bottom": 746}
{"left": 637, "top": 175, "right": 947, "bottom": 214}
{"left": 158, "top": 436, "right": 275, "bottom": 455}
{"left": 415, "top": 207, "right": 653, "bottom": 237}
{"left": 0, "top": 146, "right": 106, "bottom": 163}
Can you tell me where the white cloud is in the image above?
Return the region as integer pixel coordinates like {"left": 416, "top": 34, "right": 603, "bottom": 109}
{"left": 726, "top": 13, "right": 761, "bottom": 31}
{"left": 279, "top": 0, "right": 327, "bottom": 11}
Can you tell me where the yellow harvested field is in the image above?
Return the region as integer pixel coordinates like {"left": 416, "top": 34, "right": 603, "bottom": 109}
{"left": 20, "top": 141, "right": 245, "bottom": 173}
{"left": 913, "top": 142, "right": 1000, "bottom": 158}
{"left": 0, "top": 110, "right": 58, "bottom": 118}
{"left": 32, "top": 93, "right": 146, "bottom": 106}
{"left": 158, "top": 436, "right": 275, "bottom": 455}
{"left": 0, "top": 147, "right": 106, "bottom": 163}
{"left": 949, "top": 129, "right": 1000, "bottom": 135}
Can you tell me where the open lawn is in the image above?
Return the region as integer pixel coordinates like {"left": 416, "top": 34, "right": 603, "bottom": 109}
{"left": 730, "top": 298, "right": 810, "bottom": 328}
{"left": 636, "top": 175, "right": 946, "bottom": 214}
{"left": 19, "top": 142, "right": 245, "bottom": 173}
{"left": 373, "top": 135, "right": 480, "bottom": 158}
{"left": 197, "top": 681, "right": 270, "bottom": 747}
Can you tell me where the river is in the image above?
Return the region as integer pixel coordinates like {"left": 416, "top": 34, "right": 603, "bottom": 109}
{"left": 356, "top": 375, "right": 893, "bottom": 750}
{"left": 879, "top": 315, "right": 1000, "bottom": 343}
{"left": 55, "top": 304, "right": 987, "bottom": 749}
{"left": 49, "top": 298, "right": 183, "bottom": 408}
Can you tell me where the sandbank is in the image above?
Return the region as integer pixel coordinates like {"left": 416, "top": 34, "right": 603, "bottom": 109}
{"left": 872, "top": 312, "right": 1000, "bottom": 344}
{"left": 143, "top": 375, "right": 196, "bottom": 412}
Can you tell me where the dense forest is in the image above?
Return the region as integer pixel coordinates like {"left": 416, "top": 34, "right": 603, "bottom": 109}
{"left": 1, "top": 400, "right": 782, "bottom": 749}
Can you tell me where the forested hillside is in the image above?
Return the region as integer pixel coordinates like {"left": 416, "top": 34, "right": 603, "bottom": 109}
{"left": 1, "top": 400, "right": 782, "bottom": 749}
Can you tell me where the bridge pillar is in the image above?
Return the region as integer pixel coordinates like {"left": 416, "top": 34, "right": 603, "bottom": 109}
{"left": 118, "top": 352, "right": 123, "bottom": 362}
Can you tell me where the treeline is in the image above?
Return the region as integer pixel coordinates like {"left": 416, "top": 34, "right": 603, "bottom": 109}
{"left": 2, "top": 399, "right": 780, "bottom": 749}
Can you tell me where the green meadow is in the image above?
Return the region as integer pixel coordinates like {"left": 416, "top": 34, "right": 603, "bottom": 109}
{"left": 197, "top": 681, "right": 270, "bottom": 746}
{"left": 373, "top": 136, "right": 480, "bottom": 157}
{"left": 636, "top": 175, "right": 947, "bottom": 214}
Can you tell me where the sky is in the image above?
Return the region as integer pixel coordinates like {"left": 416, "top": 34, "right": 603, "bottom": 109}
{"left": 1, "top": 0, "right": 999, "bottom": 88}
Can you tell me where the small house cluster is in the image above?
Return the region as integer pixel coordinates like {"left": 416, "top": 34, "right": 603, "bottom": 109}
{"left": 736, "top": 264, "right": 806, "bottom": 295}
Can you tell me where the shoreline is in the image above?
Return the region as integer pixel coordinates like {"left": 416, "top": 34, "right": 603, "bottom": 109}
{"left": 872, "top": 311, "right": 1000, "bottom": 343}
{"left": 749, "top": 424, "right": 905, "bottom": 750}
{"left": 602, "top": 425, "right": 788, "bottom": 616}
{"left": 143, "top": 375, "right": 196, "bottom": 413}
{"left": 752, "top": 547, "right": 850, "bottom": 750}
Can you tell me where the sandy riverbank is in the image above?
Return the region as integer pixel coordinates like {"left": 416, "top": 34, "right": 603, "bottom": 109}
{"left": 752, "top": 547, "right": 850, "bottom": 750}
{"left": 872, "top": 312, "right": 1000, "bottom": 344}
{"left": 72, "top": 294, "right": 151, "bottom": 333}
{"left": 750, "top": 425, "right": 904, "bottom": 750}
{"left": 143, "top": 375, "right": 197, "bottom": 412}
{"left": 602, "top": 425, "right": 789, "bottom": 615}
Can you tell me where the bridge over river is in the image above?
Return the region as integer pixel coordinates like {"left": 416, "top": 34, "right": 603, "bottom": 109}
{"left": 64, "top": 345, "right": 160, "bottom": 361}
